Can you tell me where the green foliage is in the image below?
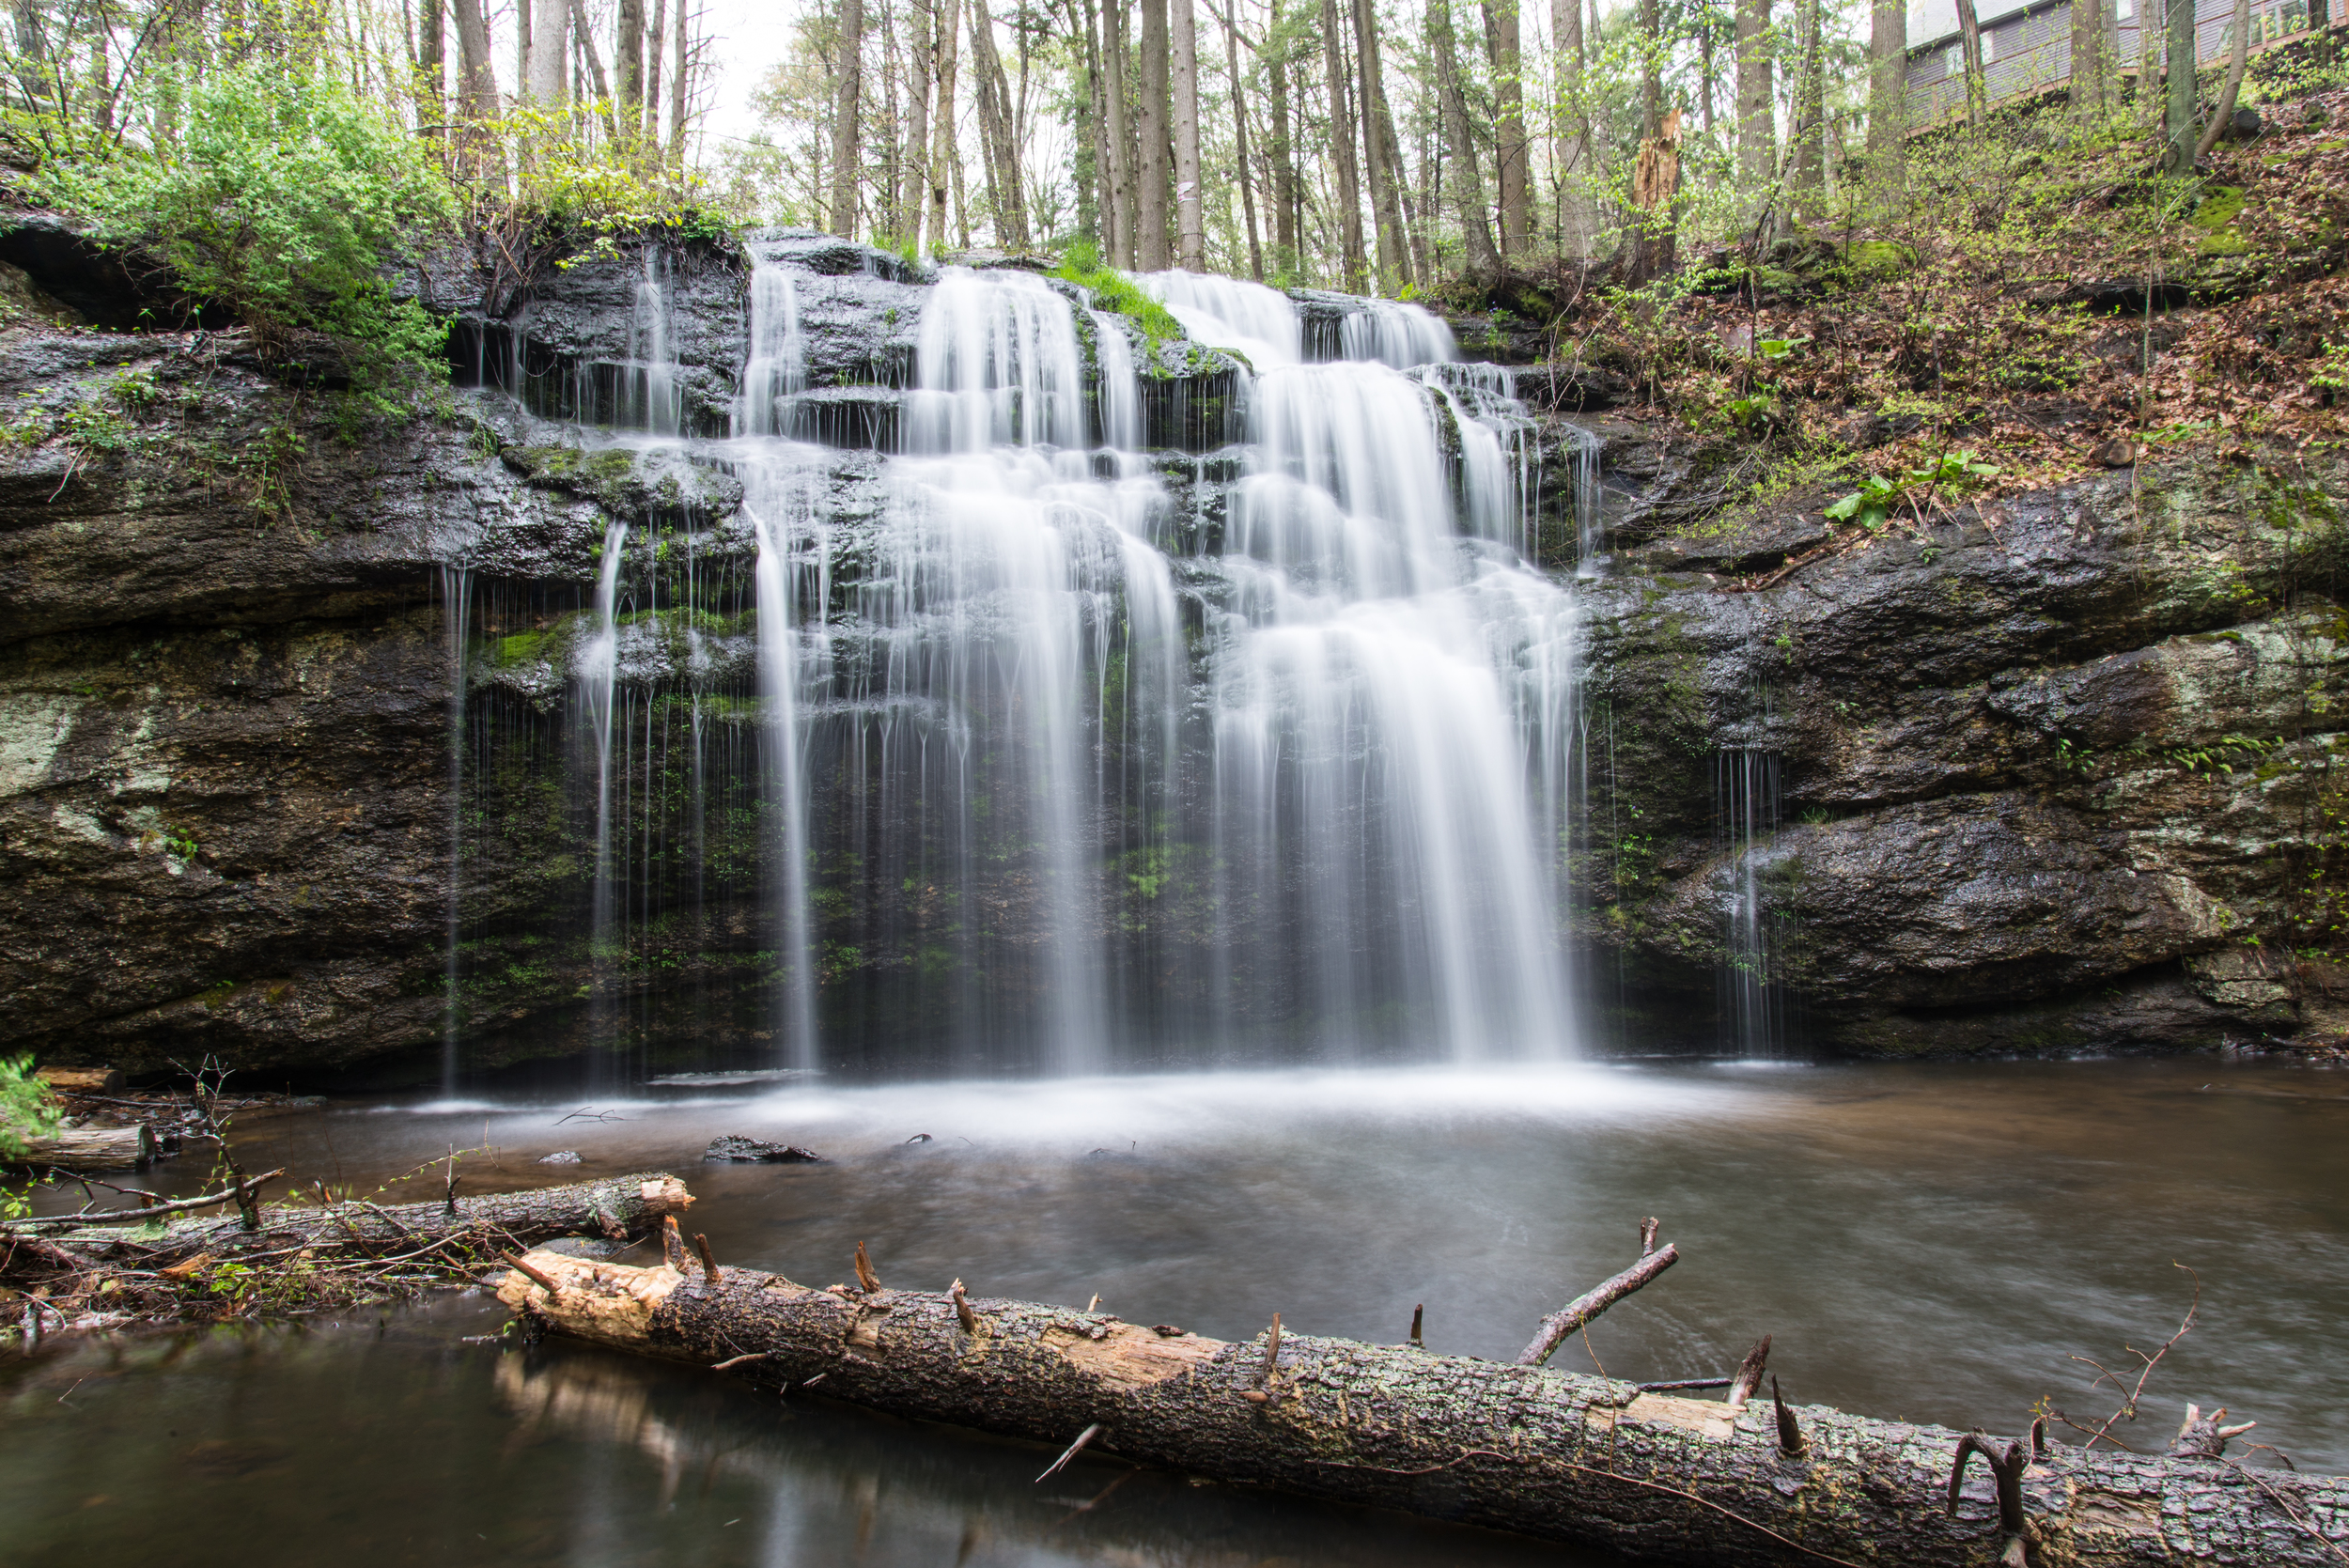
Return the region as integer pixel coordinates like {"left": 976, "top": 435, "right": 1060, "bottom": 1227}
{"left": 2314, "top": 341, "right": 2349, "bottom": 400}
{"left": 35, "top": 60, "right": 456, "bottom": 385}
{"left": 0, "top": 1054, "right": 61, "bottom": 1159}
{"left": 1050, "top": 241, "right": 1184, "bottom": 358}
{"left": 1826, "top": 450, "right": 2000, "bottom": 533}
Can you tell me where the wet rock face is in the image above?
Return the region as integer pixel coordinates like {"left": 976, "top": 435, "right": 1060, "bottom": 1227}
{"left": 1579, "top": 449, "right": 2349, "bottom": 1055}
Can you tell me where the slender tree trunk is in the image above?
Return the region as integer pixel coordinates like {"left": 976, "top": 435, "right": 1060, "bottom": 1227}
{"left": 1137, "top": 0, "right": 1172, "bottom": 267}
{"left": 615, "top": 0, "right": 642, "bottom": 122}
{"left": 2070, "top": 0, "right": 2107, "bottom": 116}
{"left": 1318, "top": 0, "right": 1364, "bottom": 287}
{"left": 1735, "top": 0, "right": 1773, "bottom": 188}
{"left": 1639, "top": 0, "right": 1662, "bottom": 134}
{"left": 1479, "top": 0, "right": 1529, "bottom": 256}
{"left": 904, "top": 0, "right": 933, "bottom": 242}
{"left": 1351, "top": 0, "right": 1408, "bottom": 290}
{"left": 969, "top": 0, "right": 1031, "bottom": 248}
{"left": 1076, "top": 0, "right": 1110, "bottom": 256}
{"left": 1553, "top": 0, "right": 1596, "bottom": 258}
{"left": 645, "top": 0, "right": 665, "bottom": 137}
{"left": 1866, "top": 0, "right": 1904, "bottom": 168}
{"left": 668, "top": 0, "right": 691, "bottom": 161}
{"left": 526, "top": 0, "right": 568, "bottom": 102}
{"left": 450, "top": 0, "right": 499, "bottom": 175}
{"left": 1105, "top": 0, "right": 1136, "bottom": 265}
{"left": 416, "top": 0, "right": 443, "bottom": 136}
{"left": 1266, "top": 6, "right": 1296, "bottom": 270}
{"left": 1172, "top": 0, "right": 1205, "bottom": 267}
{"left": 1430, "top": 0, "right": 1501, "bottom": 271}
{"left": 1790, "top": 0, "right": 1823, "bottom": 215}
{"left": 2192, "top": 0, "right": 2253, "bottom": 159}
{"left": 1699, "top": 23, "right": 1715, "bottom": 130}
{"left": 2165, "top": 0, "right": 2198, "bottom": 164}
{"left": 1955, "top": 0, "right": 1987, "bottom": 127}
{"left": 832, "top": 0, "right": 866, "bottom": 236}
{"left": 930, "top": 0, "right": 962, "bottom": 251}
{"left": 1222, "top": 3, "right": 1264, "bottom": 278}
{"left": 879, "top": 0, "right": 903, "bottom": 238}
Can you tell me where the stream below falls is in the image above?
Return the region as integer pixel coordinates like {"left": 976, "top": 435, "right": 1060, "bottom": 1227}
{"left": 6, "top": 1058, "right": 2347, "bottom": 1565}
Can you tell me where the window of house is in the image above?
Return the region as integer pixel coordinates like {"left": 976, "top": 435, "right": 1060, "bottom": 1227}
{"left": 1981, "top": 28, "right": 1998, "bottom": 61}
{"left": 2117, "top": 0, "right": 2134, "bottom": 20}
{"left": 1945, "top": 42, "right": 1964, "bottom": 74}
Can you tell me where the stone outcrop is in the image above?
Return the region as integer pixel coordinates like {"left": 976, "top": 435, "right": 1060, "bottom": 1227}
{"left": 3, "top": 215, "right": 2341, "bottom": 1075}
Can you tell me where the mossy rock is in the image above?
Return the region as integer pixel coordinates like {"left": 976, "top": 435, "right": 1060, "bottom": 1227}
{"left": 1846, "top": 241, "right": 1918, "bottom": 282}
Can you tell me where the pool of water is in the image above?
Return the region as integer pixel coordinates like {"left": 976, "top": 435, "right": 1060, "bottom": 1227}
{"left": 8, "top": 1058, "right": 2344, "bottom": 1563}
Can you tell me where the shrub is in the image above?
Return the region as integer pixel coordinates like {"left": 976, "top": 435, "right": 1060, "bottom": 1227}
{"left": 0, "top": 1054, "right": 60, "bottom": 1160}
{"left": 37, "top": 59, "right": 458, "bottom": 382}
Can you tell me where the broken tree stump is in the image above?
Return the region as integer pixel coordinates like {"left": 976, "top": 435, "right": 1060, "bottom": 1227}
{"left": 496, "top": 1248, "right": 2349, "bottom": 1567}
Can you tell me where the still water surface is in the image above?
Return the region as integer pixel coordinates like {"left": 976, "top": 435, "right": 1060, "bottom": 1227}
{"left": 6, "top": 1059, "right": 2344, "bottom": 1565}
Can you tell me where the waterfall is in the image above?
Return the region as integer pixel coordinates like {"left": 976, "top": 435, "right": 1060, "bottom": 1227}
{"left": 1140, "top": 271, "right": 1301, "bottom": 367}
{"left": 625, "top": 250, "right": 682, "bottom": 435}
{"left": 1715, "top": 748, "right": 1788, "bottom": 1058}
{"left": 582, "top": 520, "right": 629, "bottom": 1036}
{"left": 1339, "top": 299, "right": 1457, "bottom": 368}
{"left": 1088, "top": 310, "right": 1142, "bottom": 454}
{"left": 438, "top": 564, "right": 472, "bottom": 1096}
{"left": 739, "top": 260, "right": 805, "bottom": 434}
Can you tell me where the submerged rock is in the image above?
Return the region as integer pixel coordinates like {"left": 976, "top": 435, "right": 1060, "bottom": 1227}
{"left": 705, "top": 1136, "right": 824, "bottom": 1163}
{"left": 537, "top": 1150, "right": 585, "bottom": 1165}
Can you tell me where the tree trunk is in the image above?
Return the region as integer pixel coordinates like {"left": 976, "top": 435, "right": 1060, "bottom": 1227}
{"left": 667, "top": 0, "right": 690, "bottom": 162}
{"left": 1104, "top": 0, "right": 1136, "bottom": 265}
{"left": 1734, "top": 0, "right": 1773, "bottom": 188}
{"left": 1955, "top": 0, "right": 1987, "bottom": 127}
{"left": 2192, "top": 0, "right": 2253, "bottom": 160}
{"left": 1628, "top": 107, "right": 1680, "bottom": 281}
{"left": 2070, "top": 0, "right": 2107, "bottom": 116}
{"left": 1479, "top": 0, "right": 1529, "bottom": 256}
{"left": 526, "top": 0, "right": 568, "bottom": 103}
{"left": 417, "top": 0, "right": 443, "bottom": 136}
{"left": 645, "top": 0, "right": 665, "bottom": 139}
{"left": 903, "top": 0, "right": 933, "bottom": 243}
{"left": 1430, "top": 0, "right": 1501, "bottom": 271}
{"left": 1790, "top": 0, "right": 1823, "bottom": 216}
{"left": 2166, "top": 0, "right": 2200, "bottom": 164}
{"left": 1640, "top": 0, "right": 1662, "bottom": 135}
{"left": 1137, "top": 0, "right": 1172, "bottom": 267}
{"left": 1317, "top": 0, "right": 1364, "bottom": 287}
{"left": 1222, "top": 3, "right": 1264, "bottom": 278}
{"left": 615, "top": 0, "right": 643, "bottom": 121}
{"left": 831, "top": 0, "right": 865, "bottom": 236}
{"left": 1867, "top": 0, "right": 1904, "bottom": 168}
{"left": 930, "top": 0, "right": 961, "bottom": 252}
{"left": 1266, "top": 13, "right": 1296, "bottom": 270}
{"left": 1552, "top": 0, "right": 1596, "bottom": 258}
{"left": 969, "top": 0, "right": 1031, "bottom": 249}
{"left": 1351, "top": 0, "right": 1408, "bottom": 290}
{"left": 8, "top": 1125, "right": 156, "bottom": 1172}
{"left": 500, "top": 1250, "right": 2349, "bottom": 1568}
{"left": 1171, "top": 0, "right": 1205, "bottom": 267}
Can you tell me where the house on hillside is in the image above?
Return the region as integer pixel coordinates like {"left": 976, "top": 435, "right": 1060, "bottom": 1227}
{"left": 1905, "top": 0, "right": 2336, "bottom": 122}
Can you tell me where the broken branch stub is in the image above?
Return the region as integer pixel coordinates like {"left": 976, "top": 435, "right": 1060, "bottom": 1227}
{"left": 1725, "top": 1335, "right": 1771, "bottom": 1412}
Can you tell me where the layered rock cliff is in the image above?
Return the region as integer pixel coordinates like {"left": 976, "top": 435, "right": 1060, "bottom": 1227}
{"left": 1, "top": 224, "right": 2339, "bottom": 1077}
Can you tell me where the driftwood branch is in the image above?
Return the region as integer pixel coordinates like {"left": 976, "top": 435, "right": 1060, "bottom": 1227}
{"left": 11, "top": 1168, "right": 286, "bottom": 1228}
{"left": 1517, "top": 1242, "right": 1679, "bottom": 1366}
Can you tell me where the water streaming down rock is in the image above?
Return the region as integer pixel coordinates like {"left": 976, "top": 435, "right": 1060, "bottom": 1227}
{"left": 1714, "top": 746, "right": 1790, "bottom": 1058}
{"left": 583, "top": 520, "right": 630, "bottom": 1046}
{"left": 621, "top": 252, "right": 684, "bottom": 435}
{"left": 438, "top": 565, "right": 472, "bottom": 1097}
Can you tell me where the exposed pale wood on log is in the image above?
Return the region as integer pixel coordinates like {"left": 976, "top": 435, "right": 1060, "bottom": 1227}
{"left": 1724, "top": 1334, "right": 1770, "bottom": 1412}
{"left": 10, "top": 1125, "right": 156, "bottom": 1171}
{"left": 496, "top": 1250, "right": 2349, "bottom": 1567}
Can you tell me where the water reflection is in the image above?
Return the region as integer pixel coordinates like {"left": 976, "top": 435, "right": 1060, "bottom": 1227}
{"left": 0, "top": 1305, "right": 1609, "bottom": 1567}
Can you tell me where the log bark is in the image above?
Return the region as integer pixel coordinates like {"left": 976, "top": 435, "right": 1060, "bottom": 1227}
{"left": 28, "top": 1173, "right": 692, "bottom": 1267}
{"left": 501, "top": 1250, "right": 2349, "bottom": 1566}
{"left": 9, "top": 1124, "right": 156, "bottom": 1171}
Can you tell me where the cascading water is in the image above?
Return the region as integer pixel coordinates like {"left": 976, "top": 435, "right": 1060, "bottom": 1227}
{"left": 582, "top": 520, "right": 630, "bottom": 1039}
{"left": 623, "top": 251, "right": 683, "bottom": 434}
{"left": 437, "top": 564, "right": 472, "bottom": 1097}
{"left": 1715, "top": 746, "right": 1788, "bottom": 1058}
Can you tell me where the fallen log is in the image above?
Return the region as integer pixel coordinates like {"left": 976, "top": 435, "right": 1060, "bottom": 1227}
{"left": 8, "top": 1124, "right": 157, "bottom": 1171}
{"left": 3, "top": 1174, "right": 697, "bottom": 1336}
{"left": 28, "top": 1172, "right": 692, "bottom": 1266}
{"left": 497, "top": 1250, "right": 2349, "bottom": 1567}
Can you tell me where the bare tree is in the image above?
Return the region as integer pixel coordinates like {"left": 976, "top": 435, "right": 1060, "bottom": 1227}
{"left": 1552, "top": 0, "right": 1596, "bottom": 257}
{"left": 902, "top": 0, "right": 933, "bottom": 240}
{"left": 1105, "top": 0, "right": 1137, "bottom": 264}
{"left": 1479, "top": 0, "right": 1528, "bottom": 256}
{"left": 525, "top": 0, "right": 568, "bottom": 103}
{"left": 1264, "top": 1, "right": 1297, "bottom": 271}
{"left": 969, "top": 0, "right": 1030, "bottom": 247}
{"left": 1218, "top": 0, "right": 1264, "bottom": 277}
{"left": 1790, "top": 0, "right": 1823, "bottom": 215}
{"left": 615, "top": 0, "right": 642, "bottom": 120}
{"left": 1172, "top": 0, "right": 1204, "bottom": 266}
{"left": 930, "top": 0, "right": 961, "bottom": 250}
{"left": 416, "top": 0, "right": 443, "bottom": 137}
